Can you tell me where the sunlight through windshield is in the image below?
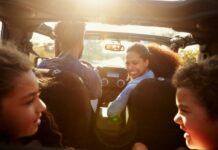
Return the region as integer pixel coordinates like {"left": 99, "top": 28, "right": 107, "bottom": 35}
{"left": 31, "top": 22, "right": 178, "bottom": 68}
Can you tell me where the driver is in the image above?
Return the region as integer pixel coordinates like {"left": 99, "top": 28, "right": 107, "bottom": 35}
{"left": 38, "top": 21, "right": 102, "bottom": 100}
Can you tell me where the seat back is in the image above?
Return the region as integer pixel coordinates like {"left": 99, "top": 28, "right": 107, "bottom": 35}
{"left": 39, "top": 70, "right": 94, "bottom": 148}
{"left": 128, "top": 78, "right": 186, "bottom": 150}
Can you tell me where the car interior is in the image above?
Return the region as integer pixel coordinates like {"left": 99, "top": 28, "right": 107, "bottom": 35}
{"left": 0, "top": 0, "right": 218, "bottom": 150}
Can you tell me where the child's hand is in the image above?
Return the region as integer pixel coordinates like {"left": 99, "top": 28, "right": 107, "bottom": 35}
{"left": 132, "top": 142, "right": 148, "bottom": 150}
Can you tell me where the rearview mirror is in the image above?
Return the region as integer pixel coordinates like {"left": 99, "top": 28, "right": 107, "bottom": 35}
{"left": 105, "top": 43, "right": 125, "bottom": 51}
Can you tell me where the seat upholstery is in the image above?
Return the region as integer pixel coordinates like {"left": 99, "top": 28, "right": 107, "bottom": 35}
{"left": 128, "top": 78, "right": 186, "bottom": 150}
{"left": 39, "top": 70, "right": 94, "bottom": 148}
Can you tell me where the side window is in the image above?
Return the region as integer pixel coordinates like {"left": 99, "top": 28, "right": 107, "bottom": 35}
{"left": 30, "top": 22, "right": 56, "bottom": 65}
{"left": 178, "top": 44, "right": 200, "bottom": 65}
{"left": 31, "top": 32, "right": 55, "bottom": 58}
{"left": 30, "top": 32, "right": 55, "bottom": 65}
{"left": 0, "top": 21, "right": 2, "bottom": 40}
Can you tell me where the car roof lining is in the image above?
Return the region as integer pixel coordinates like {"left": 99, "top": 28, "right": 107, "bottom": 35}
{"left": 0, "top": 1, "right": 218, "bottom": 26}
{"left": 1, "top": 0, "right": 218, "bottom": 44}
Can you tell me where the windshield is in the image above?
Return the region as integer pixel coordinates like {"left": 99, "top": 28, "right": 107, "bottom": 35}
{"left": 31, "top": 22, "right": 179, "bottom": 68}
{"left": 82, "top": 39, "right": 151, "bottom": 68}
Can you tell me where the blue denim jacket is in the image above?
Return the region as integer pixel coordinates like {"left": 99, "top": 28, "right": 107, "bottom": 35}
{"left": 38, "top": 55, "right": 102, "bottom": 99}
{"left": 107, "top": 70, "right": 155, "bottom": 117}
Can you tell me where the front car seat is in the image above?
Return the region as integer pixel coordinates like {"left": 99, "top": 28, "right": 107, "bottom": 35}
{"left": 128, "top": 78, "right": 186, "bottom": 150}
{"left": 38, "top": 69, "right": 94, "bottom": 148}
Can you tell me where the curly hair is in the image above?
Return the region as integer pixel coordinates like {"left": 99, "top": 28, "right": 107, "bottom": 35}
{"left": 172, "top": 56, "right": 218, "bottom": 120}
{"left": 0, "top": 45, "right": 32, "bottom": 100}
{"left": 147, "top": 43, "right": 181, "bottom": 78}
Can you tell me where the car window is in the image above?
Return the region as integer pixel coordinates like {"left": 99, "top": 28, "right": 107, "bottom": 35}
{"left": 0, "top": 21, "right": 2, "bottom": 40}
{"left": 82, "top": 39, "right": 149, "bottom": 68}
{"left": 31, "top": 22, "right": 185, "bottom": 68}
{"left": 178, "top": 44, "right": 200, "bottom": 64}
{"left": 31, "top": 32, "right": 54, "bottom": 58}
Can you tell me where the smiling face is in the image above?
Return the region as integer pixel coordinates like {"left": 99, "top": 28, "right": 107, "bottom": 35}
{"left": 0, "top": 71, "right": 46, "bottom": 139}
{"left": 126, "top": 51, "right": 149, "bottom": 79}
{"left": 174, "top": 87, "right": 218, "bottom": 150}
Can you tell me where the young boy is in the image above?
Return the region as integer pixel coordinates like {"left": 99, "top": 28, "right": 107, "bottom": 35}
{"left": 173, "top": 56, "right": 218, "bottom": 150}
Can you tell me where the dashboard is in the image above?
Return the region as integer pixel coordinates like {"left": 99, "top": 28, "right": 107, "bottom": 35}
{"left": 96, "top": 66, "right": 128, "bottom": 89}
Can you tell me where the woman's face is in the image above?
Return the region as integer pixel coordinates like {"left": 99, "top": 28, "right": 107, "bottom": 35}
{"left": 126, "top": 51, "right": 149, "bottom": 79}
{"left": 174, "top": 87, "right": 218, "bottom": 150}
{"left": 0, "top": 71, "right": 46, "bottom": 138}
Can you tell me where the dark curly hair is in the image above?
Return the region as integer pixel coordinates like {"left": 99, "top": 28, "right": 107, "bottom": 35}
{"left": 0, "top": 45, "right": 63, "bottom": 147}
{"left": 147, "top": 43, "right": 181, "bottom": 78}
{"left": 0, "top": 45, "right": 32, "bottom": 101}
{"left": 172, "top": 56, "right": 218, "bottom": 120}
